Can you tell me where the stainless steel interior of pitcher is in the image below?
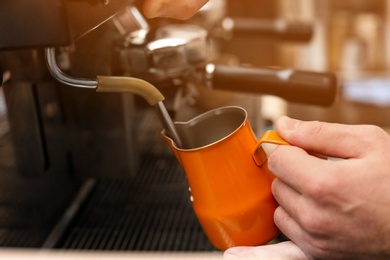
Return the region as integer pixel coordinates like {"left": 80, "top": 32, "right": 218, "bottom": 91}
{"left": 173, "top": 106, "right": 246, "bottom": 149}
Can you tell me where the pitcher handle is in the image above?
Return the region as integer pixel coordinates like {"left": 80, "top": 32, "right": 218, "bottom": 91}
{"left": 252, "top": 130, "right": 289, "bottom": 167}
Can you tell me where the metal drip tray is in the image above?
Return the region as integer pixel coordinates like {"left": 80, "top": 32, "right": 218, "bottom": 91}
{"left": 57, "top": 152, "right": 216, "bottom": 252}
{"left": 0, "top": 173, "right": 80, "bottom": 248}
{"left": 0, "top": 105, "right": 217, "bottom": 252}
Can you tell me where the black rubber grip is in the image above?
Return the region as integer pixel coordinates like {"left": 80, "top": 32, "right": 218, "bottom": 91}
{"left": 212, "top": 65, "right": 337, "bottom": 106}
{"left": 229, "top": 18, "right": 313, "bottom": 42}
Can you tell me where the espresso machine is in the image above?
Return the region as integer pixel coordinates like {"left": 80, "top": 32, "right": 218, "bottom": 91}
{"left": 0, "top": 0, "right": 337, "bottom": 258}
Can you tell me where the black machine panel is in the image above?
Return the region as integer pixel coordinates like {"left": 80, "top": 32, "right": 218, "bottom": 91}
{"left": 0, "top": 0, "right": 134, "bottom": 49}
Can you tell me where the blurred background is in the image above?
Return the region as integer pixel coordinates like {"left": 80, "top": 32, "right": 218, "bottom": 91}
{"left": 0, "top": 0, "right": 389, "bottom": 258}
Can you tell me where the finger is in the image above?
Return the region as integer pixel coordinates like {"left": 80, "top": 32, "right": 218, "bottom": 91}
{"left": 224, "top": 241, "right": 309, "bottom": 260}
{"left": 272, "top": 178, "right": 336, "bottom": 237}
{"left": 268, "top": 145, "right": 337, "bottom": 194}
{"left": 274, "top": 206, "right": 300, "bottom": 240}
{"left": 143, "top": 0, "right": 208, "bottom": 20}
{"left": 274, "top": 116, "right": 373, "bottom": 159}
{"left": 272, "top": 178, "right": 305, "bottom": 224}
{"left": 274, "top": 207, "right": 342, "bottom": 260}
{"left": 273, "top": 207, "right": 313, "bottom": 257}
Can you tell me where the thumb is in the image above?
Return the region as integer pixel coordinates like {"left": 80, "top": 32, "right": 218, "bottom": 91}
{"left": 224, "top": 241, "right": 308, "bottom": 260}
{"left": 274, "top": 116, "right": 366, "bottom": 159}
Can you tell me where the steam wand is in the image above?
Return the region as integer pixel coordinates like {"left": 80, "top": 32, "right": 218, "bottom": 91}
{"left": 44, "top": 48, "right": 183, "bottom": 148}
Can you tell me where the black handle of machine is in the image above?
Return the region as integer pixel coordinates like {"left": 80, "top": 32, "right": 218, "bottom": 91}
{"left": 225, "top": 18, "right": 313, "bottom": 42}
{"left": 210, "top": 65, "right": 337, "bottom": 106}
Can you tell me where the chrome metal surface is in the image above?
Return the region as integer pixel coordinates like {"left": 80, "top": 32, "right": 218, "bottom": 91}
{"left": 204, "top": 63, "right": 216, "bottom": 88}
{"left": 174, "top": 106, "right": 246, "bottom": 149}
{"left": 154, "top": 24, "right": 208, "bottom": 66}
{"left": 121, "top": 24, "right": 209, "bottom": 82}
{"left": 45, "top": 48, "right": 97, "bottom": 89}
{"left": 147, "top": 38, "right": 188, "bottom": 76}
{"left": 42, "top": 179, "right": 97, "bottom": 249}
{"left": 112, "top": 5, "right": 149, "bottom": 45}
{"left": 155, "top": 101, "right": 183, "bottom": 148}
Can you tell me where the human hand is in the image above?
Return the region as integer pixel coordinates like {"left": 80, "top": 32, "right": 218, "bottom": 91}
{"left": 269, "top": 116, "right": 390, "bottom": 259}
{"left": 142, "top": 0, "right": 208, "bottom": 20}
{"left": 224, "top": 241, "right": 308, "bottom": 260}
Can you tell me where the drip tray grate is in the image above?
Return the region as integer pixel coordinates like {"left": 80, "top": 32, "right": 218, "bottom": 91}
{"left": 57, "top": 151, "right": 217, "bottom": 252}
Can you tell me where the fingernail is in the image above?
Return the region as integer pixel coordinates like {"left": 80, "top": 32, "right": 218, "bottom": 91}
{"left": 147, "top": 2, "right": 168, "bottom": 18}
{"left": 279, "top": 116, "right": 299, "bottom": 131}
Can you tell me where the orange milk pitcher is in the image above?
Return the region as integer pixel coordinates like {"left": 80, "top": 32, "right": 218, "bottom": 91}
{"left": 162, "top": 106, "right": 288, "bottom": 250}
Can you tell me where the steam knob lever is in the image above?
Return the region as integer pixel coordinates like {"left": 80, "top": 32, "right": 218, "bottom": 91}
{"left": 206, "top": 64, "right": 338, "bottom": 106}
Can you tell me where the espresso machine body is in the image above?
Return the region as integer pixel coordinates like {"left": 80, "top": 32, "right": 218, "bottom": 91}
{"left": 0, "top": 0, "right": 337, "bottom": 256}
